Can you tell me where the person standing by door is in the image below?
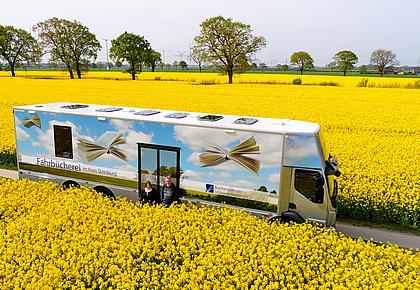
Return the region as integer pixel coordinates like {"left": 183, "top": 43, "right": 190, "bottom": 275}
{"left": 140, "top": 181, "right": 160, "bottom": 204}
{"left": 161, "top": 176, "right": 178, "bottom": 207}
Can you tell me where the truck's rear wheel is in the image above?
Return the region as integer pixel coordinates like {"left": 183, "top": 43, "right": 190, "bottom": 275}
{"left": 62, "top": 180, "right": 80, "bottom": 189}
{"left": 268, "top": 211, "right": 305, "bottom": 224}
{"left": 93, "top": 186, "right": 115, "bottom": 200}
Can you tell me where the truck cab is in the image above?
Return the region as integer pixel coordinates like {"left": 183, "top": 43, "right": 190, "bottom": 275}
{"left": 278, "top": 130, "right": 340, "bottom": 226}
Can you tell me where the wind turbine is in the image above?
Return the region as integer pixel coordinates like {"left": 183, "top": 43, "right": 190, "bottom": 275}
{"left": 174, "top": 51, "right": 188, "bottom": 62}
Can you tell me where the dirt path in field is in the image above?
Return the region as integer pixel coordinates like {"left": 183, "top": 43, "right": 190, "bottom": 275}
{"left": 0, "top": 168, "right": 418, "bottom": 250}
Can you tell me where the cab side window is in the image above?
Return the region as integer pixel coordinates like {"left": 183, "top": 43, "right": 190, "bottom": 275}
{"left": 294, "top": 169, "right": 324, "bottom": 204}
{"left": 54, "top": 125, "right": 73, "bottom": 159}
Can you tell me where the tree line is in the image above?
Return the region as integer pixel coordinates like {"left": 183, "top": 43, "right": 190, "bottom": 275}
{"left": 0, "top": 16, "right": 400, "bottom": 82}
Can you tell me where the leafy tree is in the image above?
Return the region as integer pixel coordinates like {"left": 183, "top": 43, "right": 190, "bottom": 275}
{"left": 145, "top": 49, "right": 161, "bottom": 72}
{"left": 193, "top": 16, "right": 266, "bottom": 83}
{"left": 153, "top": 166, "right": 183, "bottom": 178}
{"left": 370, "top": 49, "right": 399, "bottom": 77}
{"left": 115, "top": 60, "right": 122, "bottom": 69}
{"left": 0, "top": 25, "right": 39, "bottom": 77}
{"left": 33, "top": 17, "right": 101, "bottom": 79}
{"left": 234, "top": 55, "right": 251, "bottom": 74}
{"left": 250, "top": 62, "right": 258, "bottom": 71}
{"left": 173, "top": 61, "right": 179, "bottom": 70}
{"left": 290, "top": 51, "right": 314, "bottom": 75}
{"left": 258, "top": 186, "right": 268, "bottom": 192}
{"left": 332, "top": 50, "right": 358, "bottom": 76}
{"left": 259, "top": 63, "right": 267, "bottom": 71}
{"left": 158, "top": 60, "right": 165, "bottom": 70}
{"left": 191, "top": 45, "right": 206, "bottom": 73}
{"left": 359, "top": 65, "right": 367, "bottom": 74}
{"left": 276, "top": 64, "right": 288, "bottom": 71}
{"left": 179, "top": 60, "right": 188, "bottom": 70}
{"left": 109, "top": 32, "right": 151, "bottom": 80}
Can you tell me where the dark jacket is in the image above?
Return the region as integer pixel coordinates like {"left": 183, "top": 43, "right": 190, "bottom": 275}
{"left": 161, "top": 183, "right": 178, "bottom": 207}
{"left": 140, "top": 187, "right": 160, "bottom": 204}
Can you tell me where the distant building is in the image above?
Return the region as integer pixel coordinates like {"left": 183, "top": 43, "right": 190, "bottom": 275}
{"left": 412, "top": 67, "right": 420, "bottom": 75}
{"left": 384, "top": 67, "right": 404, "bottom": 75}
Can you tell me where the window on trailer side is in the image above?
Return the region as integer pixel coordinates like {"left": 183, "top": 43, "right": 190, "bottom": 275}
{"left": 54, "top": 125, "right": 73, "bottom": 159}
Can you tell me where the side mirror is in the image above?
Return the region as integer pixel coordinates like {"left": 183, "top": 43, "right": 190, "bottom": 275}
{"left": 325, "top": 158, "right": 341, "bottom": 177}
{"left": 331, "top": 180, "right": 338, "bottom": 208}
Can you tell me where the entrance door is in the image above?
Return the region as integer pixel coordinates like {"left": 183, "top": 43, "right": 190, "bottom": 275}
{"left": 138, "top": 143, "right": 180, "bottom": 198}
{"left": 289, "top": 168, "right": 328, "bottom": 224}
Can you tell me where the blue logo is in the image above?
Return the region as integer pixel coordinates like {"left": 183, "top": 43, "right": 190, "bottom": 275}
{"left": 205, "top": 184, "right": 214, "bottom": 193}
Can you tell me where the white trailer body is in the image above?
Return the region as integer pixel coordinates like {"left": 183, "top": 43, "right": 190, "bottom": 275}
{"left": 13, "top": 102, "right": 340, "bottom": 226}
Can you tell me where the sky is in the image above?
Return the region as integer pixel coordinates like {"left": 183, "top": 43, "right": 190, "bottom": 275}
{"left": 2, "top": 0, "right": 420, "bottom": 66}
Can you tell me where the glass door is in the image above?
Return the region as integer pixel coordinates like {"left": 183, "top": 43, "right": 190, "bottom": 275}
{"left": 138, "top": 143, "right": 180, "bottom": 198}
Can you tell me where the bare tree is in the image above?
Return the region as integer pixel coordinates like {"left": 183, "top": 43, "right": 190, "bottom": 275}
{"left": 370, "top": 49, "right": 399, "bottom": 77}
{"left": 191, "top": 46, "right": 206, "bottom": 72}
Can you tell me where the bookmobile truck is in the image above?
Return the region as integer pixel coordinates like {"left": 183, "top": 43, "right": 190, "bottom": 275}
{"left": 13, "top": 102, "right": 341, "bottom": 226}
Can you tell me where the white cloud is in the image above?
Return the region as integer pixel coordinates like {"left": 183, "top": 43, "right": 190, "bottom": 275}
{"left": 114, "top": 163, "right": 137, "bottom": 171}
{"left": 218, "top": 180, "right": 257, "bottom": 188}
{"left": 110, "top": 119, "right": 133, "bottom": 130}
{"left": 208, "top": 171, "right": 232, "bottom": 179}
{"left": 187, "top": 152, "right": 201, "bottom": 165}
{"left": 177, "top": 125, "right": 285, "bottom": 171}
{"left": 268, "top": 173, "right": 280, "bottom": 184}
{"left": 119, "top": 130, "right": 153, "bottom": 161}
{"left": 284, "top": 136, "right": 318, "bottom": 164}
{"left": 16, "top": 127, "right": 30, "bottom": 141}
{"left": 174, "top": 125, "right": 248, "bottom": 151}
{"left": 182, "top": 169, "right": 202, "bottom": 179}
{"left": 254, "top": 133, "right": 284, "bottom": 168}
{"left": 31, "top": 141, "right": 40, "bottom": 147}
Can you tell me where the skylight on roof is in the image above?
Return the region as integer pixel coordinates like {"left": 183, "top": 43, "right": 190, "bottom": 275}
{"left": 61, "top": 104, "right": 89, "bottom": 109}
{"left": 165, "top": 112, "right": 189, "bottom": 119}
{"left": 134, "top": 110, "right": 160, "bottom": 116}
{"left": 96, "top": 107, "right": 123, "bottom": 112}
{"left": 198, "top": 115, "right": 223, "bottom": 122}
{"left": 234, "top": 118, "right": 258, "bottom": 125}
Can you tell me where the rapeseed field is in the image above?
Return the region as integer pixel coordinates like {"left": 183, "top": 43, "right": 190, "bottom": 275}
{"left": 0, "top": 178, "right": 418, "bottom": 289}
{"left": 0, "top": 71, "right": 419, "bottom": 226}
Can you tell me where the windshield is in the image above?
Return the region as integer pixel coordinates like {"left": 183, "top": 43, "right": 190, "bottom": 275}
{"left": 284, "top": 135, "right": 323, "bottom": 169}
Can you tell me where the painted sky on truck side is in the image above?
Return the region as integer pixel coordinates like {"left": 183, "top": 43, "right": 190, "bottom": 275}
{"left": 15, "top": 111, "right": 322, "bottom": 192}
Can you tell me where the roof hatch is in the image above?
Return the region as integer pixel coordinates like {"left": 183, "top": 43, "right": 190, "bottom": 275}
{"left": 96, "top": 107, "right": 123, "bottom": 112}
{"left": 198, "top": 115, "right": 223, "bottom": 122}
{"left": 165, "top": 112, "right": 189, "bottom": 119}
{"left": 134, "top": 110, "right": 160, "bottom": 116}
{"left": 61, "top": 104, "right": 89, "bottom": 109}
{"left": 234, "top": 117, "right": 258, "bottom": 125}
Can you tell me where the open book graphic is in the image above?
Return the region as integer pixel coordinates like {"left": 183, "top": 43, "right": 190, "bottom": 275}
{"left": 23, "top": 114, "right": 41, "bottom": 128}
{"left": 77, "top": 131, "right": 128, "bottom": 163}
{"left": 199, "top": 136, "right": 260, "bottom": 175}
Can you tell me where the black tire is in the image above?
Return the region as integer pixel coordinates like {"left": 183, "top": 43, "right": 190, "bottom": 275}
{"left": 62, "top": 180, "right": 80, "bottom": 189}
{"left": 93, "top": 186, "right": 115, "bottom": 200}
{"left": 268, "top": 215, "right": 283, "bottom": 224}
{"left": 268, "top": 212, "right": 304, "bottom": 224}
